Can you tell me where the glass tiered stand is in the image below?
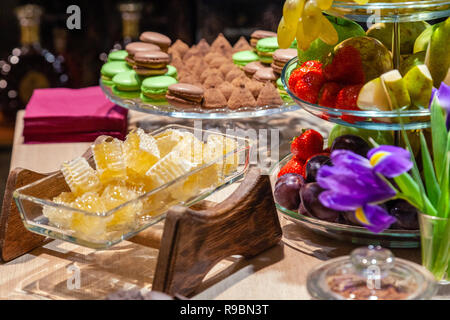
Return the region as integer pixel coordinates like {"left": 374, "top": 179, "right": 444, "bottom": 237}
{"left": 274, "top": 0, "right": 450, "bottom": 248}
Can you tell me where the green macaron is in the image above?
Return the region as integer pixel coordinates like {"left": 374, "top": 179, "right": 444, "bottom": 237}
{"left": 112, "top": 70, "right": 141, "bottom": 98}
{"left": 101, "top": 61, "right": 131, "bottom": 86}
{"left": 107, "top": 50, "right": 128, "bottom": 62}
{"left": 232, "top": 50, "right": 260, "bottom": 67}
{"left": 164, "top": 65, "right": 178, "bottom": 79}
{"left": 256, "top": 37, "right": 279, "bottom": 64}
{"left": 141, "top": 75, "right": 177, "bottom": 103}
{"left": 276, "top": 77, "right": 291, "bottom": 102}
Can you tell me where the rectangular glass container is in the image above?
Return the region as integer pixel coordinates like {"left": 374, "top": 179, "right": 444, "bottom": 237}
{"left": 13, "top": 124, "right": 253, "bottom": 249}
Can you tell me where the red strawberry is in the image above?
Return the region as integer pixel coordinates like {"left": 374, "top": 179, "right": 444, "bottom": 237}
{"left": 277, "top": 157, "right": 305, "bottom": 178}
{"left": 288, "top": 68, "right": 305, "bottom": 91}
{"left": 335, "top": 84, "right": 363, "bottom": 110}
{"left": 302, "top": 68, "right": 325, "bottom": 91}
{"left": 288, "top": 60, "right": 323, "bottom": 91}
{"left": 290, "top": 129, "right": 324, "bottom": 161}
{"left": 294, "top": 80, "right": 320, "bottom": 104}
{"left": 323, "top": 46, "right": 365, "bottom": 85}
{"left": 300, "top": 60, "right": 322, "bottom": 70}
{"left": 318, "top": 82, "right": 342, "bottom": 108}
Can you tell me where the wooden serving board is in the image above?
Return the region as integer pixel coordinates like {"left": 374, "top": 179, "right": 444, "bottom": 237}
{"left": 0, "top": 135, "right": 282, "bottom": 297}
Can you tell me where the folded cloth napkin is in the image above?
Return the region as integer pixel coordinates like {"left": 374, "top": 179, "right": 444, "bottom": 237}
{"left": 23, "top": 86, "right": 128, "bottom": 143}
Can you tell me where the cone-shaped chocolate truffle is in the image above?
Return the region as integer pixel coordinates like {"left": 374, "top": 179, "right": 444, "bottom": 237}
{"left": 203, "top": 74, "right": 224, "bottom": 89}
{"left": 231, "top": 75, "right": 251, "bottom": 88}
{"left": 233, "top": 36, "right": 253, "bottom": 53}
{"left": 256, "top": 82, "right": 283, "bottom": 106}
{"left": 219, "top": 63, "right": 236, "bottom": 77}
{"left": 247, "top": 80, "right": 264, "bottom": 99}
{"left": 193, "top": 59, "right": 209, "bottom": 77}
{"left": 210, "top": 33, "right": 233, "bottom": 57}
{"left": 228, "top": 84, "right": 256, "bottom": 109}
{"left": 204, "top": 52, "right": 223, "bottom": 64}
{"left": 184, "top": 55, "right": 201, "bottom": 70}
{"left": 183, "top": 45, "right": 201, "bottom": 61}
{"left": 170, "top": 55, "right": 184, "bottom": 70}
{"left": 209, "top": 56, "right": 230, "bottom": 69}
{"left": 196, "top": 38, "right": 211, "bottom": 56}
{"left": 202, "top": 88, "right": 228, "bottom": 109}
{"left": 169, "top": 39, "right": 189, "bottom": 59}
{"left": 218, "top": 81, "right": 234, "bottom": 100}
{"left": 200, "top": 68, "right": 224, "bottom": 83}
{"left": 225, "top": 68, "right": 246, "bottom": 82}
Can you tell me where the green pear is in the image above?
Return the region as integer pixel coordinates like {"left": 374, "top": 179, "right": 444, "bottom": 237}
{"left": 381, "top": 69, "right": 411, "bottom": 110}
{"left": 334, "top": 36, "right": 393, "bottom": 82}
{"left": 297, "top": 16, "right": 365, "bottom": 64}
{"left": 367, "top": 21, "right": 429, "bottom": 54}
{"left": 413, "top": 23, "right": 441, "bottom": 53}
{"left": 425, "top": 17, "right": 450, "bottom": 87}
{"left": 444, "top": 67, "right": 450, "bottom": 85}
{"left": 357, "top": 77, "right": 390, "bottom": 111}
{"left": 403, "top": 64, "right": 433, "bottom": 108}
{"left": 399, "top": 51, "right": 426, "bottom": 76}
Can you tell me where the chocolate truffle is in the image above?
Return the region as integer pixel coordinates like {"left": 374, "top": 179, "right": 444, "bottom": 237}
{"left": 202, "top": 88, "right": 228, "bottom": 109}
{"left": 228, "top": 85, "right": 256, "bottom": 109}
{"left": 233, "top": 36, "right": 253, "bottom": 53}
{"left": 169, "top": 39, "right": 189, "bottom": 59}
{"left": 210, "top": 33, "right": 233, "bottom": 57}
{"left": 256, "top": 82, "right": 283, "bottom": 106}
{"left": 218, "top": 81, "right": 234, "bottom": 100}
{"left": 225, "top": 68, "right": 246, "bottom": 82}
{"left": 196, "top": 38, "right": 211, "bottom": 56}
{"left": 203, "top": 74, "right": 224, "bottom": 89}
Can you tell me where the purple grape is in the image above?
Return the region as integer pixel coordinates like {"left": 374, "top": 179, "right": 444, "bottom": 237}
{"left": 298, "top": 202, "right": 312, "bottom": 217}
{"left": 274, "top": 173, "right": 305, "bottom": 211}
{"left": 330, "top": 134, "right": 370, "bottom": 157}
{"left": 305, "top": 154, "right": 332, "bottom": 183}
{"left": 386, "top": 200, "right": 419, "bottom": 230}
{"left": 300, "top": 183, "right": 341, "bottom": 223}
{"left": 341, "top": 211, "right": 362, "bottom": 226}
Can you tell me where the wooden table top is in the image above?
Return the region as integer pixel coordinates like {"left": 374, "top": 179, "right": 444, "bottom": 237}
{"left": 1, "top": 110, "right": 447, "bottom": 300}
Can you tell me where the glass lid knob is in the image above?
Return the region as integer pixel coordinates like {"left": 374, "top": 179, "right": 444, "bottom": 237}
{"left": 350, "top": 245, "right": 395, "bottom": 273}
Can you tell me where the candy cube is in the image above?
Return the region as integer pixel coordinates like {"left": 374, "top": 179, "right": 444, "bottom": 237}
{"left": 61, "top": 157, "right": 102, "bottom": 195}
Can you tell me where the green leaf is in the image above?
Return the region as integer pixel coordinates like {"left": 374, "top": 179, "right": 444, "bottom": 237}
{"left": 430, "top": 98, "right": 448, "bottom": 183}
{"left": 400, "top": 129, "right": 427, "bottom": 206}
{"left": 420, "top": 132, "right": 440, "bottom": 206}
{"left": 436, "top": 132, "right": 450, "bottom": 219}
{"left": 394, "top": 173, "right": 436, "bottom": 216}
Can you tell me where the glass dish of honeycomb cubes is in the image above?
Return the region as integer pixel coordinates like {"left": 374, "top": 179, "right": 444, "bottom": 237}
{"left": 14, "top": 125, "right": 253, "bottom": 249}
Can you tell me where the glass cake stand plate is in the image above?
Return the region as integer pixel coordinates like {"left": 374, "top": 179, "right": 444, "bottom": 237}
{"left": 100, "top": 80, "right": 300, "bottom": 120}
{"left": 328, "top": 0, "right": 450, "bottom": 23}
{"left": 269, "top": 154, "right": 420, "bottom": 248}
{"left": 282, "top": 57, "right": 432, "bottom": 131}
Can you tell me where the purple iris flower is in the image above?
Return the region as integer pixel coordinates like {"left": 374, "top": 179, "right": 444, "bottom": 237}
{"left": 430, "top": 82, "right": 450, "bottom": 130}
{"left": 317, "top": 146, "right": 413, "bottom": 233}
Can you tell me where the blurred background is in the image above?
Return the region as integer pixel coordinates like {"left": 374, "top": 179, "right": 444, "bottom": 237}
{"left": 0, "top": 0, "right": 283, "bottom": 201}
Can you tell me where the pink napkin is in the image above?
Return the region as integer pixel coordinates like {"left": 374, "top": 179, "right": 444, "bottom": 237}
{"left": 23, "top": 86, "right": 128, "bottom": 143}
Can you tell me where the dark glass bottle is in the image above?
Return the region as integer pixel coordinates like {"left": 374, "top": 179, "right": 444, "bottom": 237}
{"left": 0, "top": 4, "right": 65, "bottom": 120}
{"left": 53, "top": 27, "right": 82, "bottom": 88}
{"left": 99, "top": 2, "right": 143, "bottom": 63}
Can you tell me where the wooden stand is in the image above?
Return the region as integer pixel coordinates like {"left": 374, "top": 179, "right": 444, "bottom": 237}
{"left": 0, "top": 157, "right": 282, "bottom": 297}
